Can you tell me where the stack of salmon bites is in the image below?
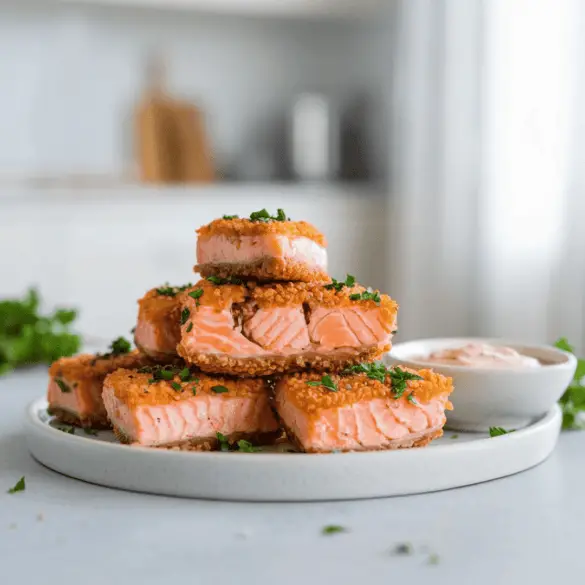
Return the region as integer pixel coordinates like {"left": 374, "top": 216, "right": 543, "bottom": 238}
{"left": 47, "top": 209, "right": 454, "bottom": 453}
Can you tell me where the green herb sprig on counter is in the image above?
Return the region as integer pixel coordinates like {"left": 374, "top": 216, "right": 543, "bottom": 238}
{"left": 322, "top": 525, "right": 347, "bottom": 535}
{"left": 306, "top": 374, "right": 338, "bottom": 392}
{"left": 249, "top": 208, "right": 289, "bottom": 222}
{"left": 206, "top": 276, "right": 243, "bottom": 286}
{"left": 155, "top": 283, "right": 193, "bottom": 297}
{"left": 554, "top": 338, "right": 585, "bottom": 430}
{"left": 489, "top": 427, "right": 515, "bottom": 437}
{"left": 0, "top": 288, "right": 80, "bottom": 377}
{"left": 324, "top": 274, "right": 356, "bottom": 292}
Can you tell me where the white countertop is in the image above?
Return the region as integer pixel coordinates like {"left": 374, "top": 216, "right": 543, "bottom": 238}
{"left": 1, "top": 367, "right": 583, "bottom": 584}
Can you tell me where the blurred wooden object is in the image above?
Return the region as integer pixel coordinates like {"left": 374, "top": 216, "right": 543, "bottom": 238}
{"left": 135, "top": 54, "right": 214, "bottom": 184}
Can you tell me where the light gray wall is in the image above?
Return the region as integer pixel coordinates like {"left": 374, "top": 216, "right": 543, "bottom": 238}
{"left": 0, "top": 3, "right": 392, "bottom": 181}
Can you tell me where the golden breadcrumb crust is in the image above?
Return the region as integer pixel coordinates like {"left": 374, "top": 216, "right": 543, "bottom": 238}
{"left": 47, "top": 407, "right": 110, "bottom": 429}
{"left": 48, "top": 350, "right": 154, "bottom": 381}
{"left": 276, "top": 368, "right": 453, "bottom": 413}
{"left": 179, "top": 345, "right": 390, "bottom": 377}
{"left": 104, "top": 368, "right": 269, "bottom": 409}
{"left": 137, "top": 288, "right": 182, "bottom": 327}
{"left": 113, "top": 426, "right": 281, "bottom": 450}
{"left": 195, "top": 258, "right": 329, "bottom": 284}
{"left": 182, "top": 279, "right": 398, "bottom": 319}
{"left": 197, "top": 218, "right": 327, "bottom": 247}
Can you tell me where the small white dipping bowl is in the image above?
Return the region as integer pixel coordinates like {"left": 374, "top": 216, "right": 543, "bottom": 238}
{"left": 385, "top": 337, "right": 576, "bottom": 432}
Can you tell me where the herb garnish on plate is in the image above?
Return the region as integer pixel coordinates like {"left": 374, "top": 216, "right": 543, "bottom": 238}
{"left": 489, "top": 426, "right": 515, "bottom": 437}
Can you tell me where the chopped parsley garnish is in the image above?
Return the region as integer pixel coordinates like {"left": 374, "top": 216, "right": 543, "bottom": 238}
{"left": 322, "top": 525, "right": 347, "bottom": 535}
{"left": 450, "top": 434, "right": 459, "bottom": 440}
{"left": 306, "top": 375, "right": 337, "bottom": 392}
{"left": 343, "top": 362, "right": 388, "bottom": 383}
{"left": 393, "top": 543, "right": 413, "bottom": 555}
{"left": 55, "top": 378, "right": 71, "bottom": 393}
{"left": 222, "top": 215, "right": 239, "bottom": 220}
{"left": 192, "top": 387, "right": 197, "bottom": 395}
{"left": 554, "top": 337, "right": 585, "bottom": 430}
{"left": 349, "top": 290, "right": 381, "bottom": 304}
{"left": 389, "top": 367, "right": 423, "bottom": 399}
{"left": 211, "top": 385, "right": 229, "bottom": 394}
{"left": 93, "top": 336, "right": 132, "bottom": 361}
{"left": 237, "top": 440, "right": 260, "bottom": 453}
{"left": 180, "top": 308, "right": 190, "bottom": 325}
{"left": 407, "top": 394, "right": 418, "bottom": 405}
{"left": 392, "top": 329, "right": 398, "bottom": 334}
{"left": 188, "top": 289, "right": 204, "bottom": 302}
{"left": 206, "top": 276, "right": 243, "bottom": 285}
{"left": 217, "top": 432, "right": 230, "bottom": 451}
{"left": 7, "top": 477, "right": 25, "bottom": 494}
{"left": 144, "top": 364, "right": 197, "bottom": 385}
{"left": 428, "top": 553, "right": 440, "bottom": 565}
{"left": 110, "top": 337, "right": 131, "bottom": 355}
{"left": 186, "top": 322, "right": 193, "bottom": 333}
{"left": 155, "top": 283, "right": 193, "bottom": 297}
{"left": 324, "top": 274, "right": 356, "bottom": 292}
{"left": 249, "top": 208, "right": 289, "bottom": 222}
{"left": 83, "top": 428, "right": 98, "bottom": 436}
{"left": 171, "top": 382, "right": 182, "bottom": 392}
{"left": 58, "top": 425, "right": 75, "bottom": 435}
{"left": 489, "top": 426, "right": 515, "bottom": 437}
{"left": 342, "top": 363, "right": 422, "bottom": 399}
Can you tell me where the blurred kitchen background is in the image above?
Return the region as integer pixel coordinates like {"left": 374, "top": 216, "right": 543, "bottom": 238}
{"left": 1, "top": 0, "right": 584, "bottom": 352}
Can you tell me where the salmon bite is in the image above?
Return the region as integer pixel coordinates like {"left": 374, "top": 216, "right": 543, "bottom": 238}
{"left": 177, "top": 279, "right": 398, "bottom": 376}
{"left": 195, "top": 211, "right": 329, "bottom": 283}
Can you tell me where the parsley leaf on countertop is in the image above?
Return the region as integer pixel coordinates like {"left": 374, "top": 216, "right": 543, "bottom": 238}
{"left": 0, "top": 288, "right": 80, "bottom": 376}
{"left": 322, "top": 525, "right": 347, "bottom": 535}
{"left": 554, "top": 338, "right": 585, "bottom": 430}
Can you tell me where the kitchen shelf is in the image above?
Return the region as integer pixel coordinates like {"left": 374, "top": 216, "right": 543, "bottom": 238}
{"left": 58, "top": 0, "right": 383, "bottom": 19}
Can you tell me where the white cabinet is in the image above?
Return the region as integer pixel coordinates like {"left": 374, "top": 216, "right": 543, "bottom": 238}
{"left": 59, "top": 0, "right": 383, "bottom": 18}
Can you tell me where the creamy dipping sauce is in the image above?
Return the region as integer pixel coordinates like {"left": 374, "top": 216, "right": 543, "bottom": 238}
{"left": 423, "top": 343, "right": 541, "bottom": 369}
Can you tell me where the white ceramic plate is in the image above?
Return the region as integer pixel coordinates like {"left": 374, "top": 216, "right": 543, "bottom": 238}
{"left": 25, "top": 398, "right": 562, "bottom": 501}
